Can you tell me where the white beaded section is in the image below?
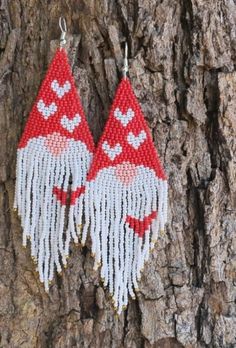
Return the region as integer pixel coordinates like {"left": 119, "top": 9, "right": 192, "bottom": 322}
{"left": 60, "top": 114, "right": 81, "bottom": 133}
{"left": 102, "top": 141, "right": 122, "bottom": 161}
{"left": 51, "top": 80, "right": 71, "bottom": 98}
{"left": 82, "top": 165, "right": 168, "bottom": 314}
{"left": 37, "top": 100, "right": 57, "bottom": 119}
{"left": 114, "top": 107, "right": 134, "bottom": 127}
{"left": 127, "top": 130, "right": 147, "bottom": 149}
{"left": 14, "top": 136, "right": 92, "bottom": 292}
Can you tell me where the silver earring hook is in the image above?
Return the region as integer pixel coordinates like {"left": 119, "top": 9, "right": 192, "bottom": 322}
{"left": 123, "top": 42, "right": 128, "bottom": 79}
{"left": 59, "top": 17, "right": 67, "bottom": 48}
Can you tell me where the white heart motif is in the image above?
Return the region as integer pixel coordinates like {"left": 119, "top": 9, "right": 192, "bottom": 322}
{"left": 127, "top": 130, "right": 147, "bottom": 149}
{"left": 114, "top": 107, "right": 134, "bottom": 127}
{"left": 51, "top": 80, "right": 71, "bottom": 98}
{"left": 37, "top": 99, "right": 57, "bottom": 119}
{"left": 60, "top": 114, "right": 81, "bottom": 133}
{"left": 102, "top": 141, "right": 122, "bottom": 161}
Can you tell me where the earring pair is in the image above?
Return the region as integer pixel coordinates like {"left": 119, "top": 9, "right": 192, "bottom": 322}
{"left": 14, "top": 18, "right": 168, "bottom": 314}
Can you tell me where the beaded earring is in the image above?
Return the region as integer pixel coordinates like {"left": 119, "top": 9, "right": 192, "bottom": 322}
{"left": 14, "top": 18, "right": 94, "bottom": 291}
{"left": 81, "top": 43, "right": 168, "bottom": 314}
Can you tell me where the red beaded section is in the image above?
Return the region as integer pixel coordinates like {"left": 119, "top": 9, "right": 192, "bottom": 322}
{"left": 18, "top": 48, "right": 94, "bottom": 153}
{"left": 87, "top": 78, "right": 166, "bottom": 181}
{"left": 52, "top": 186, "right": 70, "bottom": 205}
{"left": 126, "top": 211, "right": 157, "bottom": 238}
{"left": 53, "top": 185, "right": 85, "bottom": 206}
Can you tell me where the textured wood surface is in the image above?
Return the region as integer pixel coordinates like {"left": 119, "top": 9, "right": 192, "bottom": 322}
{"left": 0, "top": 0, "right": 236, "bottom": 347}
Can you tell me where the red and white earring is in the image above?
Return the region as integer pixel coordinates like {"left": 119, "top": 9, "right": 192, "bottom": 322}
{"left": 82, "top": 43, "right": 168, "bottom": 314}
{"left": 14, "top": 18, "right": 95, "bottom": 291}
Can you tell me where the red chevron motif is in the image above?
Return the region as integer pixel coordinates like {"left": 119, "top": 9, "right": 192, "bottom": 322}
{"left": 126, "top": 211, "right": 157, "bottom": 238}
{"left": 53, "top": 185, "right": 85, "bottom": 206}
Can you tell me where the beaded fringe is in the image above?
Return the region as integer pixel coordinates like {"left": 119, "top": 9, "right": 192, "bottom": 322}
{"left": 82, "top": 172, "right": 168, "bottom": 314}
{"left": 14, "top": 138, "right": 92, "bottom": 291}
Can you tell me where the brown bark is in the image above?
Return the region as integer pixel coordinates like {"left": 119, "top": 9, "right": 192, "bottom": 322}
{"left": 0, "top": 0, "right": 236, "bottom": 347}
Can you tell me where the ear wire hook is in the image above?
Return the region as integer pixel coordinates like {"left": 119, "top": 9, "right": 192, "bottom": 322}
{"left": 59, "top": 17, "right": 67, "bottom": 49}
{"left": 123, "top": 42, "right": 128, "bottom": 79}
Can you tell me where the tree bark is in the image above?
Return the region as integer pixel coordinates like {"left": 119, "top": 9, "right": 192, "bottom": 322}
{"left": 0, "top": 0, "right": 236, "bottom": 347}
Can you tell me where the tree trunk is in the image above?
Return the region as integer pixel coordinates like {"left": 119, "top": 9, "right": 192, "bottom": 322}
{"left": 0, "top": 0, "right": 236, "bottom": 347}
